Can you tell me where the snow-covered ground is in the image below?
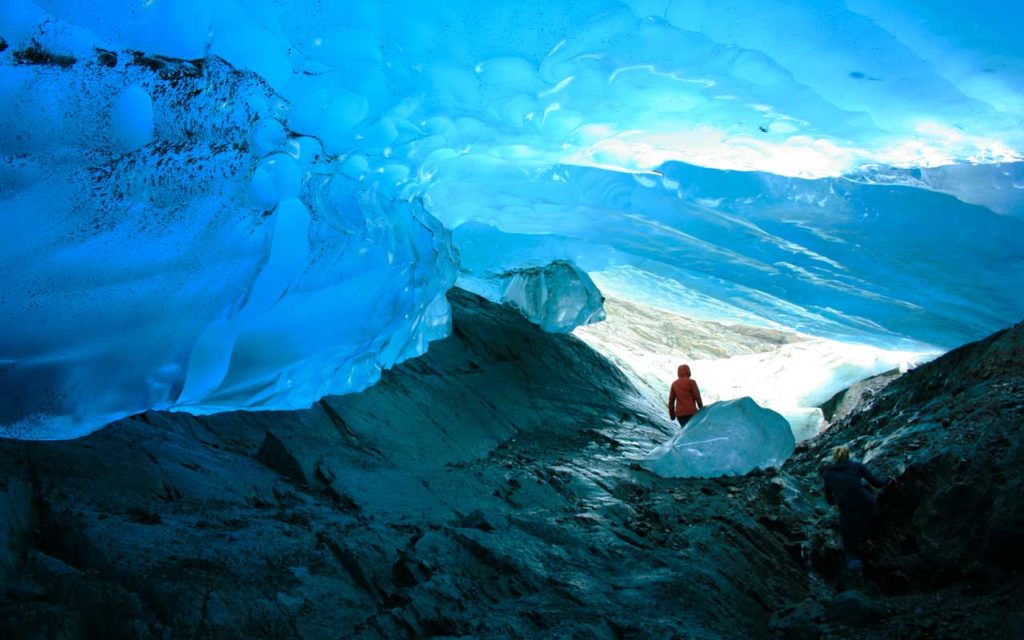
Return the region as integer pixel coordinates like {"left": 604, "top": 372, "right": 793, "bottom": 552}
{"left": 575, "top": 296, "right": 940, "bottom": 441}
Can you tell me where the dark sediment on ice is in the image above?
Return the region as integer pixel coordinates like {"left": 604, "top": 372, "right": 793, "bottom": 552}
{"left": 0, "top": 290, "right": 1021, "bottom": 639}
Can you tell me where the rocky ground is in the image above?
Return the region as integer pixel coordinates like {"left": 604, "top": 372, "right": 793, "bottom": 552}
{"left": 0, "top": 290, "right": 1021, "bottom": 639}
{"left": 783, "top": 320, "right": 1024, "bottom": 639}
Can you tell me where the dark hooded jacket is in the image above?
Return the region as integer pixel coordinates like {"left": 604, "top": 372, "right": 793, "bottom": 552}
{"left": 668, "top": 365, "right": 703, "bottom": 419}
{"left": 823, "top": 460, "right": 889, "bottom": 513}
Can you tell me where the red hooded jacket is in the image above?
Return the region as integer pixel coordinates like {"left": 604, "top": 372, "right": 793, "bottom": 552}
{"left": 668, "top": 364, "right": 703, "bottom": 419}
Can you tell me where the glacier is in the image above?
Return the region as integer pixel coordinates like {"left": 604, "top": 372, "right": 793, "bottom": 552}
{"left": 2, "top": 0, "right": 1024, "bottom": 439}
{"left": 0, "top": 46, "right": 456, "bottom": 439}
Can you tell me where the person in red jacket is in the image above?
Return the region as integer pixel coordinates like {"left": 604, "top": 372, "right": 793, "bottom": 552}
{"left": 668, "top": 364, "right": 703, "bottom": 428}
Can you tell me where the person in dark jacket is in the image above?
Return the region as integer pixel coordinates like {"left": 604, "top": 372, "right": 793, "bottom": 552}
{"left": 668, "top": 364, "right": 703, "bottom": 428}
{"left": 823, "top": 445, "right": 894, "bottom": 571}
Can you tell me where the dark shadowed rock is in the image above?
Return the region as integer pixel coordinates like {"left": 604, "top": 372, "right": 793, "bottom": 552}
{"left": 769, "top": 598, "right": 824, "bottom": 640}
{"left": 256, "top": 430, "right": 307, "bottom": 484}
{"left": 788, "top": 320, "right": 1024, "bottom": 638}
{"left": 825, "top": 590, "right": 883, "bottom": 625}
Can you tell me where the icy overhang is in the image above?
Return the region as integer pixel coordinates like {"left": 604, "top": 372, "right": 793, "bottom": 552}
{"left": 7, "top": 0, "right": 1023, "bottom": 178}
{"left": 2, "top": 0, "right": 1023, "bottom": 438}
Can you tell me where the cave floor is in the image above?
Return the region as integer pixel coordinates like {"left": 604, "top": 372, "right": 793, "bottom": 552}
{"left": 1, "top": 292, "right": 1021, "bottom": 639}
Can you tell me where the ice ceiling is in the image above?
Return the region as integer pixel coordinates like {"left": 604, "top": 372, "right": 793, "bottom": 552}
{"left": 2, "top": 0, "right": 1023, "bottom": 438}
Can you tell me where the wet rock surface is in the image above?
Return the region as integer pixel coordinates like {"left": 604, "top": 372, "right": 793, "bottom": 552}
{"left": 784, "top": 320, "right": 1024, "bottom": 639}
{"left": 819, "top": 369, "right": 901, "bottom": 423}
{"left": 0, "top": 292, "right": 1021, "bottom": 639}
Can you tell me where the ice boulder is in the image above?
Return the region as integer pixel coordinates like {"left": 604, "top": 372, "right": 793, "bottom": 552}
{"left": 642, "top": 397, "right": 795, "bottom": 478}
{"left": 459, "top": 260, "right": 606, "bottom": 333}
{"left": 499, "top": 261, "right": 606, "bottom": 333}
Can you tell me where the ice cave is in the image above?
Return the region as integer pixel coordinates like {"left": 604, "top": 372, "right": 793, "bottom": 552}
{"left": 1, "top": 1, "right": 1023, "bottom": 638}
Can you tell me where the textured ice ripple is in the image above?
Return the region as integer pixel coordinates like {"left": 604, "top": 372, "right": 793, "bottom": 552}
{"left": 0, "top": 49, "right": 456, "bottom": 439}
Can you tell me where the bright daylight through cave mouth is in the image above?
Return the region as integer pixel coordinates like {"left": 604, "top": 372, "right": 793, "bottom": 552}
{"left": 1, "top": 1, "right": 1023, "bottom": 638}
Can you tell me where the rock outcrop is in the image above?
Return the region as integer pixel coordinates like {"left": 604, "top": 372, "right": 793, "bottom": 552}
{"left": 780, "top": 321, "right": 1024, "bottom": 639}
{"left": 1, "top": 292, "right": 1021, "bottom": 639}
{"left": 0, "top": 290, "right": 809, "bottom": 639}
{"left": 818, "top": 369, "right": 901, "bottom": 423}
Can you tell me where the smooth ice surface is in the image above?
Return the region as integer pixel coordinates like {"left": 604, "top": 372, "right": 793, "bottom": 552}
{"left": 3, "top": 0, "right": 1024, "bottom": 438}
{"left": 643, "top": 397, "right": 796, "bottom": 478}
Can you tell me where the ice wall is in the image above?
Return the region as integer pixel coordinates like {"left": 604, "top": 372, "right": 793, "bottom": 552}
{"left": 2, "top": 0, "right": 1024, "bottom": 438}
{"left": 0, "top": 45, "right": 455, "bottom": 439}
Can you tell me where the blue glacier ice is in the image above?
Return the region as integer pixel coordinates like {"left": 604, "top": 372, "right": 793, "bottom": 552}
{"left": 0, "top": 44, "right": 455, "bottom": 439}
{"left": 458, "top": 259, "right": 606, "bottom": 334}
{"left": 642, "top": 397, "right": 796, "bottom": 478}
{"left": 2, "top": 0, "right": 1024, "bottom": 438}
